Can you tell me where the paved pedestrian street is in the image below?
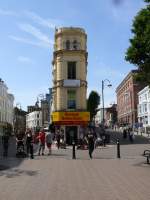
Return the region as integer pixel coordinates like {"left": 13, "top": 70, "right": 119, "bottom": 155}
{"left": 0, "top": 141, "right": 150, "bottom": 200}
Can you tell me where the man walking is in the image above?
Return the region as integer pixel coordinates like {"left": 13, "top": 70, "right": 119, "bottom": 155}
{"left": 87, "top": 130, "right": 95, "bottom": 159}
{"left": 37, "top": 129, "right": 46, "bottom": 155}
{"left": 26, "top": 129, "right": 34, "bottom": 159}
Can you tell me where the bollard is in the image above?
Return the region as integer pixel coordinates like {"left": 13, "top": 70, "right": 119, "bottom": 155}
{"left": 117, "top": 139, "right": 120, "bottom": 158}
{"left": 72, "top": 141, "right": 76, "bottom": 159}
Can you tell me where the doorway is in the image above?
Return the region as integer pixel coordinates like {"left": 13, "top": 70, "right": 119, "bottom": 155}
{"left": 66, "top": 126, "right": 78, "bottom": 145}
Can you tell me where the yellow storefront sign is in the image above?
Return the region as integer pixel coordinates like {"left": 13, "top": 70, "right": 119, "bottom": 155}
{"left": 52, "top": 112, "right": 90, "bottom": 122}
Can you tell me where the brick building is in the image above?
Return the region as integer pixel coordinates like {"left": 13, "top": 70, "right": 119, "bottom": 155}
{"left": 116, "top": 70, "right": 144, "bottom": 127}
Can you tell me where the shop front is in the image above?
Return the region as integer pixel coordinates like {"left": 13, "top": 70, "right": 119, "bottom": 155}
{"left": 51, "top": 111, "right": 90, "bottom": 145}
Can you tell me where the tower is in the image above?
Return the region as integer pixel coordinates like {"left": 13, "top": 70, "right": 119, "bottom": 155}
{"left": 51, "top": 27, "right": 90, "bottom": 144}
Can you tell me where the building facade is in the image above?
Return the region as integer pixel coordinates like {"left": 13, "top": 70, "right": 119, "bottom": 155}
{"left": 95, "top": 105, "right": 117, "bottom": 127}
{"left": 105, "top": 104, "right": 117, "bottom": 127}
{"left": 95, "top": 108, "right": 106, "bottom": 125}
{"left": 51, "top": 27, "right": 90, "bottom": 144}
{"left": 0, "top": 78, "right": 14, "bottom": 135}
{"left": 138, "top": 86, "right": 150, "bottom": 127}
{"left": 41, "top": 99, "right": 49, "bottom": 127}
{"left": 26, "top": 111, "right": 42, "bottom": 132}
{"left": 116, "top": 70, "right": 144, "bottom": 127}
{"left": 13, "top": 107, "right": 27, "bottom": 135}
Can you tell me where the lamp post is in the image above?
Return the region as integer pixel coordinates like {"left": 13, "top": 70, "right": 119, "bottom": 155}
{"left": 101, "top": 79, "right": 112, "bottom": 126}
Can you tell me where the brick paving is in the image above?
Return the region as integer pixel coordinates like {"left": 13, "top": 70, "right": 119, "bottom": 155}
{"left": 0, "top": 137, "right": 150, "bottom": 200}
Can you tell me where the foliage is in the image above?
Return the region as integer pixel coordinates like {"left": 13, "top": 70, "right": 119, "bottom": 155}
{"left": 87, "top": 91, "right": 100, "bottom": 121}
{"left": 125, "top": 0, "right": 150, "bottom": 84}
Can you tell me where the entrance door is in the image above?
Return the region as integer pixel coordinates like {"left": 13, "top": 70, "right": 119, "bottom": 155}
{"left": 66, "top": 126, "right": 78, "bottom": 145}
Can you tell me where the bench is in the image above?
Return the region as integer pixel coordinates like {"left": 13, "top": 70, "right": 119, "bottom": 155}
{"left": 143, "top": 150, "right": 150, "bottom": 164}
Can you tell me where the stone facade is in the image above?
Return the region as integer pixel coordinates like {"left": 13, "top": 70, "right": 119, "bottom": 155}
{"left": 51, "top": 27, "right": 89, "bottom": 144}
{"left": 52, "top": 27, "right": 87, "bottom": 112}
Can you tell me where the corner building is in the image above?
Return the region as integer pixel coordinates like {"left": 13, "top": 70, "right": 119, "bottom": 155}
{"left": 51, "top": 27, "right": 90, "bottom": 144}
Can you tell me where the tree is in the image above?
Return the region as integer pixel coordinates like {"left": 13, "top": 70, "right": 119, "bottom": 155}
{"left": 125, "top": 0, "right": 150, "bottom": 84}
{"left": 87, "top": 91, "right": 100, "bottom": 121}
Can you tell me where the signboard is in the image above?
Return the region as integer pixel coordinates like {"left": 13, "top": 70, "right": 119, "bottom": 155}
{"left": 63, "top": 80, "right": 80, "bottom": 87}
{"left": 52, "top": 112, "right": 90, "bottom": 123}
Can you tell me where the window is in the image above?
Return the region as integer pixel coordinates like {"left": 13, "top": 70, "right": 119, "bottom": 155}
{"left": 73, "top": 40, "right": 77, "bottom": 50}
{"left": 67, "top": 62, "right": 76, "bottom": 79}
{"left": 144, "top": 104, "right": 147, "bottom": 112}
{"left": 67, "top": 90, "right": 76, "bottom": 109}
{"left": 66, "top": 40, "right": 70, "bottom": 50}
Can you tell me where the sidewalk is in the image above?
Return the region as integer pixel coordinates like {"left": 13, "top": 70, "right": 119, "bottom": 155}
{"left": 0, "top": 143, "right": 150, "bottom": 200}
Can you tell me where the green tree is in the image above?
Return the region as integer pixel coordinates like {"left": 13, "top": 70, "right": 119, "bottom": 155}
{"left": 125, "top": 0, "right": 150, "bottom": 84}
{"left": 87, "top": 91, "right": 100, "bottom": 121}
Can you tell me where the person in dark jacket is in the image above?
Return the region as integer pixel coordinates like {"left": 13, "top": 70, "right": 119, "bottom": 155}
{"left": 123, "top": 129, "right": 127, "bottom": 139}
{"left": 25, "top": 129, "right": 34, "bottom": 159}
{"left": 87, "top": 130, "right": 95, "bottom": 159}
{"left": 56, "top": 130, "right": 61, "bottom": 149}
{"left": 2, "top": 133, "right": 10, "bottom": 157}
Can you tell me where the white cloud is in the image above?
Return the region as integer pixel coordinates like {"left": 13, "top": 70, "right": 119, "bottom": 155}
{"left": 24, "top": 11, "right": 60, "bottom": 29}
{"left": 17, "top": 56, "right": 34, "bottom": 64}
{"left": 0, "top": 9, "right": 18, "bottom": 16}
{"left": 18, "top": 23, "right": 53, "bottom": 46}
{"left": 9, "top": 35, "right": 51, "bottom": 48}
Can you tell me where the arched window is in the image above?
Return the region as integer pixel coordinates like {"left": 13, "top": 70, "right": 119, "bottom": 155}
{"left": 73, "top": 40, "right": 77, "bottom": 50}
{"left": 66, "top": 40, "right": 70, "bottom": 50}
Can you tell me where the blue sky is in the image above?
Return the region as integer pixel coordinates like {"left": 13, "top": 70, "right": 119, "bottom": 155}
{"left": 0, "top": 0, "right": 145, "bottom": 110}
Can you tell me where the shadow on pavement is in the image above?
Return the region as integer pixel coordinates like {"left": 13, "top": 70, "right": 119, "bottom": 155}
{"left": 0, "top": 168, "right": 38, "bottom": 178}
{"left": 0, "top": 136, "right": 39, "bottom": 170}
{"left": 107, "top": 130, "right": 150, "bottom": 145}
{"left": 133, "top": 160, "right": 150, "bottom": 168}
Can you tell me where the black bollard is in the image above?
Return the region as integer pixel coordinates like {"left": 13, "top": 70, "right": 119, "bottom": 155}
{"left": 117, "top": 139, "right": 120, "bottom": 158}
{"left": 72, "top": 141, "right": 76, "bottom": 159}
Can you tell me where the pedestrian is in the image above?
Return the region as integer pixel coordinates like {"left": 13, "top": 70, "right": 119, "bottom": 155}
{"left": 16, "top": 131, "right": 25, "bottom": 152}
{"left": 25, "top": 129, "right": 34, "bottom": 159}
{"left": 45, "top": 129, "right": 52, "bottom": 155}
{"left": 37, "top": 129, "right": 46, "bottom": 155}
{"left": 87, "top": 130, "right": 95, "bottom": 159}
{"left": 128, "top": 128, "right": 134, "bottom": 143}
{"left": 2, "top": 132, "right": 10, "bottom": 157}
{"left": 56, "top": 130, "right": 61, "bottom": 149}
{"left": 123, "top": 129, "right": 127, "bottom": 139}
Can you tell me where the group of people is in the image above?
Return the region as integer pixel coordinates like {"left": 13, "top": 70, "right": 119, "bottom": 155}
{"left": 14, "top": 128, "right": 53, "bottom": 159}
{"left": 1, "top": 127, "right": 104, "bottom": 159}
{"left": 123, "top": 128, "right": 135, "bottom": 142}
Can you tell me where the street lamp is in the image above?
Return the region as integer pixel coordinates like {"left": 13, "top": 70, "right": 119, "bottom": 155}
{"left": 101, "top": 79, "right": 112, "bottom": 126}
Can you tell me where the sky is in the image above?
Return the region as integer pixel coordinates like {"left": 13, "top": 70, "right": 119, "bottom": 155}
{"left": 0, "top": 0, "right": 145, "bottom": 111}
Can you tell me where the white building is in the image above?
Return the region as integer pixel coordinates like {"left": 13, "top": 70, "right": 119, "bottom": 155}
{"left": 138, "top": 86, "right": 150, "bottom": 127}
{"left": 95, "top": 108, "right": 106, "bottom": 125}
{"left": 0, "top": 78, "right": 14, "bottom": 135}
{"left": 26, "top": 111, "right": 42, "bottom": 131}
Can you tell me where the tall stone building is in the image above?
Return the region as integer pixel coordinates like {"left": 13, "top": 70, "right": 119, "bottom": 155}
{"left": 51, "top": 27, "right": 90, "bottom": 144}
